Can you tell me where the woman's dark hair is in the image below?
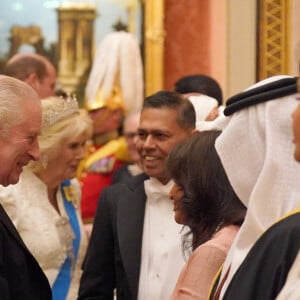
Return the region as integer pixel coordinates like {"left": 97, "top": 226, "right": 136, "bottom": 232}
{"left": 167, "top": 131, "right": 246, "bottom": 251}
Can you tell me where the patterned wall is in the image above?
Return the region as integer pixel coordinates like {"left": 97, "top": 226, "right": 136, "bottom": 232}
{"left": 257, "top": 0, "right": 291, "bottom": 79}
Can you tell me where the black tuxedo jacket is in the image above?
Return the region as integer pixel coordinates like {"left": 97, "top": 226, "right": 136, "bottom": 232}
{"left": 0, "top": 204, "right": 52, "bottom": 299}
{"left": 78, "top": 173, "right": 148, "bottom": 300}
{"left": 112, "top": 164, "right": 133, "bottom": 184}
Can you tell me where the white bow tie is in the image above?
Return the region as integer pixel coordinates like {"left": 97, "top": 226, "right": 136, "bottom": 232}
{"left": 144, "top": 178, "right": 173, "bottom": 202}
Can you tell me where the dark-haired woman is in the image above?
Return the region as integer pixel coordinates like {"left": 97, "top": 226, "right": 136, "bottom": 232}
{"left": 167, "top": 131, "right": 246, "bottom": 300}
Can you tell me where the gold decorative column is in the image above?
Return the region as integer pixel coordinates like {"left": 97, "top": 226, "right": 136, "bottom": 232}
{"left": 56, "top": 3, "right": 97, "bottom": 103}
{"left": 144, "top": 0, "right": 165, "bottom": 96}
{"left": 258, "top": 0, "right": 291, "bottom": 80}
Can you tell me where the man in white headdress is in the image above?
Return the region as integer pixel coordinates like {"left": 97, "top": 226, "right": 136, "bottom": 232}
{"left": 209, "top": 75, "right": 300, "bottom": 299}
{"left": 79, "top": 30, "right": 144, "bottom": 224}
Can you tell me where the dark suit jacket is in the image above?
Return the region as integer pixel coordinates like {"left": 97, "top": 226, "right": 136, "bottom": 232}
{"left": 78, "top": 173, "right": 148, "bottom": 300}
{"left": 111, "top": 164, "right": 133, "bottom": 184}
{"left": 0, "top": 204, "right": 52, "bottom": 300}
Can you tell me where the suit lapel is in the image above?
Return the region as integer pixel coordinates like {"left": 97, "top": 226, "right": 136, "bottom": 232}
{"left": 118, "top": 174, "right": 147, "bottom": 300}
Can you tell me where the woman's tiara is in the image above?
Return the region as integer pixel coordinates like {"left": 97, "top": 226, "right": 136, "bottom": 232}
{"left": 41, "top": 95, "right": 79, "bottom": 130}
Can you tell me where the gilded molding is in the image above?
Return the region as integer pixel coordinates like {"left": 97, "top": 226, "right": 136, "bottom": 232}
{"left": 56, "top": 4, "right": 97, "bottom": 104}
{"left": 258, "top": 0, "right": 291, "bottom": 80}
{"left": 144, "top": 0, "right": 165, "bottom": 96}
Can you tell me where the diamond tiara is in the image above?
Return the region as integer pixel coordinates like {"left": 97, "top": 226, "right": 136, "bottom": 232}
{"left": 42, "top": 95, "right": 79, "bottom": 130}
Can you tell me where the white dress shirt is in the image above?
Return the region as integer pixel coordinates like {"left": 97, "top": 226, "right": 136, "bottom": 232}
{"left": 137, "top": 177, "right": 186, "bottom": 300}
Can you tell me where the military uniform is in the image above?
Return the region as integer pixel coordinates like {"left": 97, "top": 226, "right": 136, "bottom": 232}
{"left": 80, "top": 30, "right": 144, "bottom": 223}
{"left": 79, "top": 135, "right": 130, "bottom": 221}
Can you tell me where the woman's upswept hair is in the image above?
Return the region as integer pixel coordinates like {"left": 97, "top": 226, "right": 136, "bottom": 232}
{"left": 167, "top": 131, "right": 246, "bottom": 251}
{"left": 29, "top": 97, "right": 93, "bottom": 172}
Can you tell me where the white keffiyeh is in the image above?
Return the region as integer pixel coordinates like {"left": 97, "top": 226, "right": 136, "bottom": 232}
{"left": 188, "top": 95, "right": 218, "bottom": 126}
{"left": 215, "top": 76, "right": 300, "bottom": 297}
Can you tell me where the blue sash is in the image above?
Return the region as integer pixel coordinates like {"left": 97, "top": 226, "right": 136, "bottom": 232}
{"left": 52, "top": 180, "right": 81, "bottom": 300}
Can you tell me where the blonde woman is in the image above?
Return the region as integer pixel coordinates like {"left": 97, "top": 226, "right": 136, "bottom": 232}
{"left": 0, "top": 96, "right": 92, "bottom": 299}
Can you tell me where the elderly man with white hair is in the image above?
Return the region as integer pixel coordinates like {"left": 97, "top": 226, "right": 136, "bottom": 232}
{"left": 0, "top": 75, "right": 52, "bottom": 299}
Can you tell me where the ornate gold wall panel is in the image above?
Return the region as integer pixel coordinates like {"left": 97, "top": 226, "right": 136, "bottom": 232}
{"left": 57, "top": 4, "right": 96, "bottom": 103}
{"left": 258, "top": 0, "right": 291, "bottom": 80}
{"left": 144, "top": 0, "right": 164, "bottom": 96}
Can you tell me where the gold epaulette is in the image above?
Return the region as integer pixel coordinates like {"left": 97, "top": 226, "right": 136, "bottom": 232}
{"left": 83, "top": 136, "right": 131, "bottom": 170}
